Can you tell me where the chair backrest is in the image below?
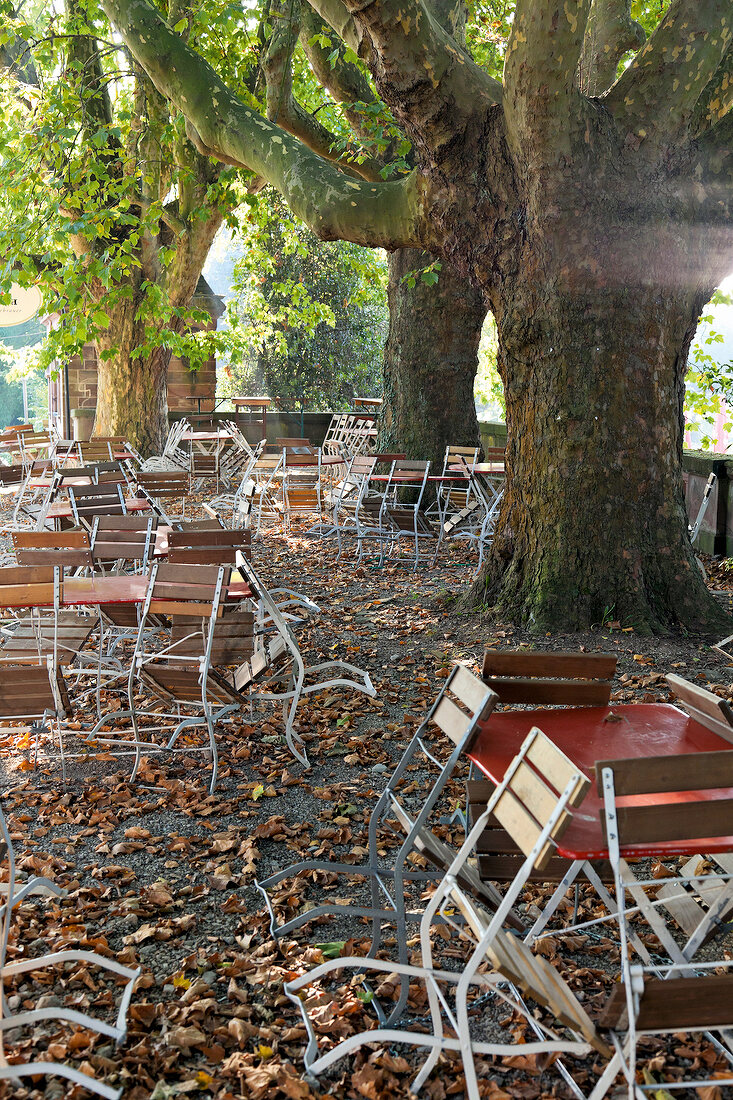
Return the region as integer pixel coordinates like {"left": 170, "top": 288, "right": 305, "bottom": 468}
{"left": 12, "top": 529, "right": 94, "bottom": 569}
{"left": 91, "top": 514, "right": 157, "bottom": 568}
{"left": 0, "top": 565, "right": 59, "bottom": 608}
{"left": 665, "top": 673, "right": 733, "bottom": 742}
{"left": 0, "top": 463, "right": 26, "bottom": 488}
{"left": 168, "top": 527, "right": 251, "bottom": 565}
{"left": 429, "top": 663, "right": 498, "bottom": 750}
{"left": 77, "top": 440, "right": 114, "bottom": 463}
{"left": 2, "top": 422, "right": 32, "bottom": 438}
{"left": 68, "top": 482, "right": 127, "bottom": 522}
{"left": 137, "top": 470, "right": 190, "bottom": 497}
{"left": 442, "top": 444, "right": 480, "bottom": 476}
{"left": 0, "top": 659, "right": 69, "bottom": 720}
{"left": 144, "top": 562, "right": 230, "bottom": 618}
{"left": 482, "top": 649, "right": 617, "bottom": 706}
{"left": 598, "top": 750, "right": 733, "bottom": 849}
{"left": 276, "top": 437, "right": 313, "bottom": 452}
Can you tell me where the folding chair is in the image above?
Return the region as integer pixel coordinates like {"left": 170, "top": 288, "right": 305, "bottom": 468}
{"left": 232, "top": 551, "right": 375, "bottom": 765}
{"left": 283, "top": 728, "right": 607, "bottom": 1099}
{"left": 327, "top": 454, "right": 377, "bottom": 555}
{"left": 85, "top": 563, "right": 251, "bottom": 794}
{"left": 599, "top": 755, "right": 733, "bottom": 1097}
{"left": 206, "top": 438, "right": 266, "bottom": 525}
{"left": 277, "top": 450, "right": 324, "bottom": 533}
{"left": 257, "top": 665, "right": 499, "bottom": 1021}
{"left": 472, "top": 650, "right": 620, "bottom": 942}
{"left": 68, "top": 482, "right": 128, "bottom": 525}
{"left": 140, "top": 418, "right": 190, "bottom": 472}
{"left": 598, "top": 749, "right": 733, "bottom": 969}
{"left": 357, "top": 459, "right": 438, "bottom": 569}
{"left": 0, "top": 802, "right": 139, "bottom": 1099}
{"left": 0, "top": 659, "right": 70, "bottom": 775}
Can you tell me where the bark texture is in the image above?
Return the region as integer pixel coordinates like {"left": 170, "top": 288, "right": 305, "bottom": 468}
{"left": 379, "top": 249, "right": 484, "bottom": 463}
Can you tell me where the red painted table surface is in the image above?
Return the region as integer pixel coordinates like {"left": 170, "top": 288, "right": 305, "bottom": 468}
{"left": 0, "top": 574, "right": 252, "bottom": 608}
{"left": 469, "top": 704, "right": 733, "bottom": 860}
{"left": 45, "top": 497, "right": 151, "bottom": 520}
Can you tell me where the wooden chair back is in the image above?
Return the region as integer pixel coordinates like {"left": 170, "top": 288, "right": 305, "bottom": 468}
{"left": 597, "top": 750, "right": 733, "bottom": 848}
{"left": 665, "top": 673, "right": 733, "bottom": 742}
{"left": 136, "top": 470, "right": 190, "bottom": 498}
{"left": 0, "top": 660, "right": 70, "bottom": 720}
{"left": 0, "top": 464, "right": 26, "bottom": 488}
{"left": 77, "top": 440, "right": 114, "bottom": 463}
{"left": 170, "top": 602, "right": 255, "bottom": 665}
{"left": 0, "top": 565, "right": 58, "bottom": 609}
{"left": 1, "top": 422, "right": 32, "bottom": 437}
{"left": 482, "top": 649, "right": 616, "bottom": 705}
{"left": 68, "top": 482, "right": 127, "bottom": 522}
{"left": 430, "top": 663, "right": 498, "bottom": 749}
{"left": 91, "top": 515, "right": 157, "bottom": 567}
{"left": 12, "top": 529, "right": 93, "bottom": 569}
{"left": 146, "top": 563, "right": 229, "bottom": 617}
{"left": 276, "top": 437, "right": 313, "bottom": 453}
{"left": 168, "top": 527, "right": 251, "bottom": 565}
{"left": 488, "top": 727, "right": 590, "bottom": 872}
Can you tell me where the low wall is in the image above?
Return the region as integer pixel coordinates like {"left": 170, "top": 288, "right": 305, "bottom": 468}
{"left": 682, "top": 451, "right": 733, "bottom": 556}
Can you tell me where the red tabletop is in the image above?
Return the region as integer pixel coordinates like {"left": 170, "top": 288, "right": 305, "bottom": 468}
{"left": 45, "top": 497, "right": 151, "bottom": 520}
{"left": 0, "top": 574, "right": 253, "bottom": 608}
{"left": 469, "top": 704, "right": 733, "bottom": 860}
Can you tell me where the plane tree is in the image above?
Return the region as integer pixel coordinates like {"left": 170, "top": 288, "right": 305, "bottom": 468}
{"left": 0, "top": 0, "right": 243, "bottom": 453}
{"left": 102, "top": 0, "right": 732, "bottom": 631}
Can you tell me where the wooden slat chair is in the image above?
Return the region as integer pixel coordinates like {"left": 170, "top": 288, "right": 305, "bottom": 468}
{"left": 598, "top": 755, "right": 733, "bottom": 1097}
{"left": 283, "top": 729, "right": 610, "bottom": 1099}
{"left": 218, "top": 421, "right": 256, "bottom": 487}
{"left": 167, "top": 526, "right": 251, "bottom": 564}
{"left": 257, "top": 664, "right": 498, "bottom": 1023}
{"left": 358, "top": 459, "right": 438, "bottom": 570}
{"left": 468, "top": 650, "right": 618, "bottom": 939}
{"left": 248, "top": 450, "right": 285, "bottom": 535}
{"left": 277, "top": 450, "right": 323, "bottom": 533}
{"left": 90, "top": 514, "right": 157, "bottom": 573}
{"left": 233, "top": 549, "right": 374, "bottom": 764}
{"left": 136, "top": 469, "right": 191, "bottom": 523}
{"left": 18, "top": 431, "right": 54, "bottom": 471}
{"left": 599, "top": 749, "right": 733, "bottom": 968}
{"left": 12, "top": 528, "right": 94, "bottom": 570}
{"left": 0, "top": 658, "right": 71, "bottom": 775}
{"left": 85, "top": 564, "right": 250, "bottom": 794}
{"left": 206, "top": 439, "right": 266, "bottom": 526}
{"left": 68, "top": 482, "right": 127, "bottom": 525}
{"left": 0, "top": 802, "right": 139, "bottom": 1100}
{"left": 329, "top": 453, "right": 378, "bottom": 557}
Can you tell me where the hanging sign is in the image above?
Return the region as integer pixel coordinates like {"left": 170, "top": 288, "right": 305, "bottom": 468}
{"left": 0, "top": 285, "right": 42, "bottom": 327}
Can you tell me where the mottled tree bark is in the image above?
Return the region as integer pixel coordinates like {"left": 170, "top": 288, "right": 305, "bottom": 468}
{"left": 379, "top": 249, "right": 485, "bottom": 463}
{"left": 474, "top": 281, "right": 723, "bottom": 633}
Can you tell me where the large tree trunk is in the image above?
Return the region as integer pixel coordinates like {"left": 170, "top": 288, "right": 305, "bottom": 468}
{"left": 94, "top": 310, "right": 173, "bottom": 456}
{"left": 471, "top": 281, "right": 729, "bottom": 634}
{"left": 379, "top": 249, "right": 486, "bottom": 464}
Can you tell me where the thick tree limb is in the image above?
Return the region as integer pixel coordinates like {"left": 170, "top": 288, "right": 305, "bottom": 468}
{"left": 102, "top": 0, "right": 427, "bottom": 249}
{"left": 330, "top": 0, "right": 500, "bottom": 160}
{"left": 606, "top": 0, "right": 732, "bottom": 146}
{"left": 304, "top": 0, "right": 364, "bottom": 56}
{"left": 691, "top": 42, "right": 733, "bottom": 135}
{"left": 299, "top": 5, "right": 401, "bottom": 169}
{"left": 264, "top": 0, "right": 383, "bottom": 180}
{"left": 578, "top": 0, "right": 645, "bottom": 97}
{"left": 503, "top": 0, "right": 592, "bottom": 162}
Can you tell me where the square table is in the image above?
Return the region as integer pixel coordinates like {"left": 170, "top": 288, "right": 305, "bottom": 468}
{"left": 469, "top": 703, "right": 733, "bottom": 860}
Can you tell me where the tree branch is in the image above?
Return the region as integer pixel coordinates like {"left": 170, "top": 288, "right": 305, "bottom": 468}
{"left": 691, "top": 41, "right": 733, "bottom": 135}
{"left": 578, "top": 0, "right": 645, "bottom": 97}
{"left": 606, "top": 0, "right": 733, "bottom": 147}
{"left": 333, "top": 0, "right": 501, "bottom": 160}
{"left": 305, "top": 0, "right": 364, "bottom": 56}
{"left": 263, "top": 0, "right": 384, "bottom": 180}
{"left": 504, "top": 0, "right": 592, "bottom": 163}
{"left": 101, "top": 0, "right": 427, "bottom": 250}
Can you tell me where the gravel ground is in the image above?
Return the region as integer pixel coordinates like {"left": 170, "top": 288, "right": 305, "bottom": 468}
{"left": 2, "top": 517, "right": 733, "bottom": 1099}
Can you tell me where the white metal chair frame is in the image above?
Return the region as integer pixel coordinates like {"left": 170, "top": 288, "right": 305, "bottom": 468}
{"left": 0, "top": 804, "right": 139, "bottom": 1100}
{"left": 284, "top": 729, "right": 610, "bottom": 1099}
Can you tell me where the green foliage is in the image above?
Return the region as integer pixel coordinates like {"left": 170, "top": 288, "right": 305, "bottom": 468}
{"left": 683, "top": 289, "right": 733, "bottom": 450}
{"left": 0, "top": 0, "right": 242, "bottom": 384}
{"left": 220, "top": 194, "right": 387, "bottom": 411}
